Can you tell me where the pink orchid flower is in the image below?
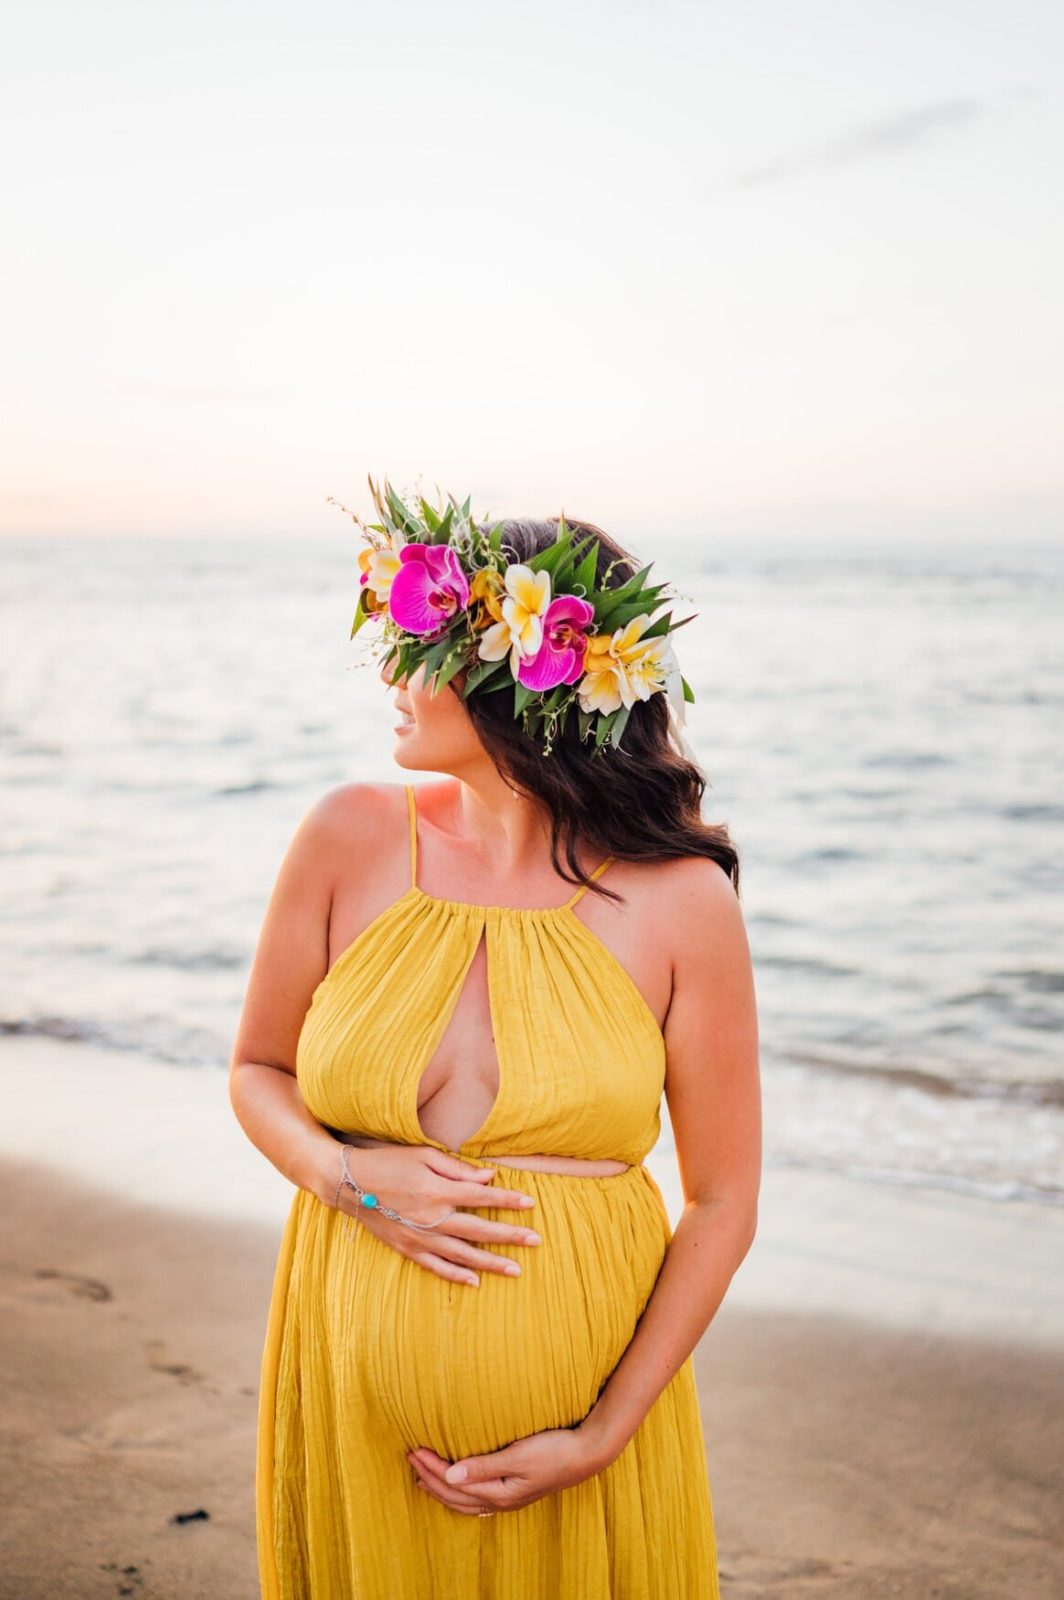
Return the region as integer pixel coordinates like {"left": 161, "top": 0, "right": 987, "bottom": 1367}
{"left": 517, "top": 594, "right": 596, "bottom": 691}
{"left": 387, "top": 543, "right": 471, "bottom": 636}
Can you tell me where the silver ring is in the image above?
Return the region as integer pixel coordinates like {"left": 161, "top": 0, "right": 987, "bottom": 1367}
{"left": 477, "top": 1509, "right": 495, "bottom": 1518}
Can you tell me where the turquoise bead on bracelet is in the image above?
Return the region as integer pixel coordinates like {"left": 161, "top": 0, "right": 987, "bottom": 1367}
{"left": 333, "top": 1141, "right": 453, "bottom": 1237}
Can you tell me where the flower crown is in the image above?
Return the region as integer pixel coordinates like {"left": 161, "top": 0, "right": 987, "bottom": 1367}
{"left": 329, "top": 476, "right": 697, "bottom": 759}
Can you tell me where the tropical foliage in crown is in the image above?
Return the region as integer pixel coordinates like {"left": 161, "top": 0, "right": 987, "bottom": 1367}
{"left": 329, "top": 475, "right": 697, "bottom": 758}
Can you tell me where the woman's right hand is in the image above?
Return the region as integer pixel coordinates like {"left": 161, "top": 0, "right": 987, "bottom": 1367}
{"left": 323, "top": 1137, "right": 543, "bottom": 1287}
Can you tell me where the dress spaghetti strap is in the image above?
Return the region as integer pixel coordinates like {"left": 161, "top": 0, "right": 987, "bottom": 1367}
{"left": 564, "top": 855, "right": 616, "bottom": 908}
{"left": 404, "top": 783, "right": 418, "bottom": 889}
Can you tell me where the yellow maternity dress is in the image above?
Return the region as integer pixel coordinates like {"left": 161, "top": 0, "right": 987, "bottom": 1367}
{"left": 256, "top": 783, "right": 720, "bottom": 1598}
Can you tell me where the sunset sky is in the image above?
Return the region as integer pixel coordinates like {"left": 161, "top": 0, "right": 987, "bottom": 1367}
{"left": 2, "top": 0, "right": 1060, "bottom": 545}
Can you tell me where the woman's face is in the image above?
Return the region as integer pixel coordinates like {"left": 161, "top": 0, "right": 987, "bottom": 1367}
{"left": 379, "top": 659, "right": 483, "bottom": 773}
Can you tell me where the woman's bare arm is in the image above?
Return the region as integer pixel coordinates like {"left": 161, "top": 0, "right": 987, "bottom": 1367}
{"left": 574, "top": 856, "right": 762, "bottom": 1469}
{"left": 229, "top": 789, "right": 349, "bottom": 1203}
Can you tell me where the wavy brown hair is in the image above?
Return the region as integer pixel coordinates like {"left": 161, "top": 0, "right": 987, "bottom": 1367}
{"left": 448, "top": 515, "right": 741, "bottom": 904}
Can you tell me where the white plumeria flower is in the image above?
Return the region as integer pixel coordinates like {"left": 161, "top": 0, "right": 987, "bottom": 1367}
{"left": 475, "top": 563, "right": 552, "bottom": 676}
{"left": 576, "top": 613, "right": 672, "bottom": 715}
{"left": 659, "top": 638, "right": 688, "bottom": 727}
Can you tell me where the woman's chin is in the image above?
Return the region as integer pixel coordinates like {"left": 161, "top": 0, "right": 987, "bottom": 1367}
{"left": 391, "top": 724, "right": 425, "bottom": 767}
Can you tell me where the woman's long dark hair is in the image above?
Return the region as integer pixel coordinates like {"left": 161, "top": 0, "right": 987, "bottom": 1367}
{"left": 450, "top": 515, "right": 741, "bottom": 903}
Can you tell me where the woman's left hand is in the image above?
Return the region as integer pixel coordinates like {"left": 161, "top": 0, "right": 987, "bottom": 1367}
{"left": 406, "top": 1425, "right": 602, "bottom": 1515}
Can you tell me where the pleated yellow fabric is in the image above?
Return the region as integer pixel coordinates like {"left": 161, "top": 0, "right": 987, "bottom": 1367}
{"left": 256, "top": 783, "right": 720, "bottom": 1598}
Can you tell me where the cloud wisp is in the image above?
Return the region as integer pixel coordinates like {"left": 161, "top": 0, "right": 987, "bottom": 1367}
{"left": 717, "top": 95, "right": 991, "bottom": 193}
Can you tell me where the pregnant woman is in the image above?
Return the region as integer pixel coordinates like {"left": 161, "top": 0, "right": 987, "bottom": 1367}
{"left": 230, "top": 480, "right": 761, "bottom": 1598}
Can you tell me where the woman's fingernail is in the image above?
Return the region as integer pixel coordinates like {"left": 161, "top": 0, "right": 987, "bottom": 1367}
{"left": 446, "top": 1464, "right": 468, "bottom": 1483}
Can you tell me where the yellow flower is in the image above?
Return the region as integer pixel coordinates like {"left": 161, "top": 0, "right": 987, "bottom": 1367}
{"left": 476, "top": 563, "right": 552, "bottom": 675}
{"left": 358, "top": 544, "right": 402, "bottom": 612}
{"left": 577, "top": 614, "right": 671, "bottom": 715}
{"left": 467, "top": 567, "right": 507, "bottom": 635}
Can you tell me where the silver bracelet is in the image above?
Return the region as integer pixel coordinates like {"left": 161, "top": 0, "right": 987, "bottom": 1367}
{"left": 333, "top": 1142, "right": 453, "bottom": 1238}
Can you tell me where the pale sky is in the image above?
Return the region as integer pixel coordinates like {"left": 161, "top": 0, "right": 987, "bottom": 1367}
{"left": 2, "top": 0, "right": 1061, "bottom": 545}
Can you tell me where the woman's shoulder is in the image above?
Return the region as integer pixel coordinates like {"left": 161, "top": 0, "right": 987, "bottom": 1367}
{"left": 616, "top": 849, "right": 734, "bottom": 906}
{"left": 651, "top": 853, "right": 748, "bottom": 973}
{"left": 616, "top": 851, "right": 740, "bottom": 958}
{"left": 658, "top": 851, "right": 735, "bottom": 900}
{"left": 304, "top": 778, "right": 412, "bottom": 826}
{"left": 300, "top": 779, "right": 389, "bottom": 835}
{"left": 301, "top": 778, "right": 451, "bottom": 848}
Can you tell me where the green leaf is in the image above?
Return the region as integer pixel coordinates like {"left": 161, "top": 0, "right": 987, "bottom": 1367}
{"left": 594, "top": 569, "right": 665, "bottom": 629}
{"left": 638, "top": 608, "right": 673, "bottom": 640}
{"left": 595, "top": 584, "right": 673, "bottom": 633}
{"left": 378, "top": 641, "right": 404, "bottom": 683}
{"left": 572, "top": 537, "right": 599, "bottom": 598}
{"left": 609, "top": 705, "right": 631, "bottom": 748}
{"left": 431, "top": 646, "right": 468, "bottom": 695}
{"left": 526, "top": 540, "right": 567, "bottom": 577}
{"left": 478, "top": 673, "right": 516, "bottom": 697}
{"left": 350, "top": 592, "right": 373, "bottom": 639}
{"left": 593, "top": 600, "right": 645, "bottom": 635}
{"left": 418, "top": 637, "right": 453, "bottom": 683}
{"left": 394, "top": 640, "right": 417, "bottom": 681}
{"left": 460, "top": 656, "right": 510, "bottom": 697}
{"left": 513, "top": 682, "right": 538, "bottom": 716}
{"left": 681, "top": 674, "right": 695, "bottom": 703}
{"left": 416, "top": 496, "right": 440, "bottom": 532}
{"left": 604, "top": 559, "right": 655, "bottom": 601}
{"left": 629, "top": 606, "right": 698, "bottom": 638}
{"left": 385, "top": 482, "right": 420, "bottom": 536}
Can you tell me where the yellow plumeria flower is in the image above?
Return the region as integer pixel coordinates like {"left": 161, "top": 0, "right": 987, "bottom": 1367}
{"left": 358, "top": 544, "right": 402, "bottom": 610}
{"left": 476, "top": 563, "right": 552, "bottom": 673}
{"left": 577, "top": 614, "right": 671, "bottom": 714}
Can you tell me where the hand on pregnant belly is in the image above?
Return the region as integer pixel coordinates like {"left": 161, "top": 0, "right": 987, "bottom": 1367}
{"left": 407, "top": 1425, "right": 600, "bottom": 1515}
{"left": 328, "top": 1153, "right": 669, "bottom": 1497}
{"left": 328, "top": 1137, "right": 543, "bottom": 1284}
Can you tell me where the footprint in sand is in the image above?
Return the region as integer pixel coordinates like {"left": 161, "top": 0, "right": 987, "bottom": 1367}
{"left": 34, "top": 1267, "right": 113, "bottom": 1302}
{"left": 145, "top": 1337, "right": 207, "bottom": 1387}
{"left": 99, "top": 1559, "right": 144, "bottom": 1596}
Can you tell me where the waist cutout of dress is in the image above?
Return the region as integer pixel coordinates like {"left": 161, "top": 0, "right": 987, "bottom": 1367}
{"left": 467, "top": 1148, "right": 631, "bottom": 1178}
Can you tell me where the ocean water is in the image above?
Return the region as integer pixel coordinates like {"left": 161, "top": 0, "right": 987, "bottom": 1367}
{"left": 2, "top": 533, "right": 1062, "bottom": 1207}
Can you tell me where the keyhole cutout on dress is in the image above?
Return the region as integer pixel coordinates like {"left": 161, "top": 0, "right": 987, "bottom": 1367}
{"left": 413, "top": 923, "right": 502, "bottom": 1150}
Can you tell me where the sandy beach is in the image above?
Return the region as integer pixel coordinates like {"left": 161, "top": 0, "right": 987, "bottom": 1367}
{"left": 2, "top": 1035, "right": 1062, "bottom": 1599}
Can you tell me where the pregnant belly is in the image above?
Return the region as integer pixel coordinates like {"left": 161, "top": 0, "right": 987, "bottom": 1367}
{"left": 319, "top": 1163, "right": 671, "bottom": 1463}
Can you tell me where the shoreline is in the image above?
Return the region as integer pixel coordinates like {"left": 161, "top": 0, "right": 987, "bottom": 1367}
{"left": 2, "top": 1035, "right": 1063, "bottom": 1596}
{"left": 4, "top": 1033, "right": 1062, "bottom": 1351}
